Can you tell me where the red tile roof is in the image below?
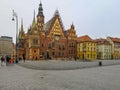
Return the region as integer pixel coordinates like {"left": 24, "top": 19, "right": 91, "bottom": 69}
{"left": 95, "top": 38, "right": 111, "bottom": 45}
{"left": 77, "top": 35, "right": 92, "bottom": 42}
{"left": 108, "top": 37, "right": 120, "bottom": 43}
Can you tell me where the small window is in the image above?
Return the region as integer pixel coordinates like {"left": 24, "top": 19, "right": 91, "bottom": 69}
{"left": 34, "top": 50, "right": 36, "bottom": 53}
{"left": 58, "top": 52, "right": 61, "bottom": 56}
{"left": 52, "top": 52, "right": 55, "bottom": 56}
{"left": 41, "top": 44, "right": 44, "bottom": 47}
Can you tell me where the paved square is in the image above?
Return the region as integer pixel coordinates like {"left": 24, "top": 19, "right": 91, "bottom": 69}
{"left": 0, "top": 62, "right": 120, "bottom": 90}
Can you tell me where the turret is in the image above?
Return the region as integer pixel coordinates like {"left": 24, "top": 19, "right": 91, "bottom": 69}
{"left": 37, "top": 1, "right": 44, "bottom": 31}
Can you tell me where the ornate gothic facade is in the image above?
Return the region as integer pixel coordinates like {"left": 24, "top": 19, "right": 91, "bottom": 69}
{"left": 18, "top": 2, "right": 77, "bottom": 60}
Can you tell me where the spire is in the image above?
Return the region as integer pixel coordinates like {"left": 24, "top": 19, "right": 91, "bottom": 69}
{"left": 37, "top": 1, "right": 44, "bottom": 16}
{"left": 32, "top": 10, "right": 36, "bottom": 27}
{"left": 34, "top": 10, "right": 35, "bottom": 20}
{"left": 19, "top": 18, "right": 25, "bottom": 39}
{"left": 71, "top": 22, "right": 75, "bottom": 29}
{"left": 20, "top": 18, "right": 24, "bottom": 32}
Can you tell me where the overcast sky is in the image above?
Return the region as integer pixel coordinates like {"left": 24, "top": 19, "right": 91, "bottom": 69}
{"left": 0, "top": 0, "right": 120, "bottom": 43}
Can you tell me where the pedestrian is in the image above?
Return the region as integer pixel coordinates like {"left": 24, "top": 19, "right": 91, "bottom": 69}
{"left": 6, "top": 55, "right": 10, "bottom": 66}
{"left": 23, "top": 56, "right": 26, "bottom": 62}
{"left": 1, "top": 56, "right": 5, "bottom": 66}
{"left": 22, "top": 53, "right": 26, "bottom": 62}
{"left": 9, "top": 58, "right": 13, "bottom": 64}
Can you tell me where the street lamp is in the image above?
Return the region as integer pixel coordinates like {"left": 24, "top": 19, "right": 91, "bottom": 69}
{"left": 83, "top": 42, "right": 86, "bottom": 61}
{"left": 12, "top": 10, "right": 18, "bottom": 63}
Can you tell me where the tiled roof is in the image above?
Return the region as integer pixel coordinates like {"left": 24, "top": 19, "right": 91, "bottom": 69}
{"left": 77, "top": 35, "right": 92, "bottom": 42}
{"left": 65, "top": 29, "right": 72, "bottom": 37}
{"left": 95, "top": 38, "right": 111, "bottom": 45}
{"left": 108, "top": 37, "right": 120, "bottom": 43}
{"left": 44, "top": 18, "right": 54, "bottom": 32}
{"left": 64, "top": 30, "right": 69, "bottom": 37}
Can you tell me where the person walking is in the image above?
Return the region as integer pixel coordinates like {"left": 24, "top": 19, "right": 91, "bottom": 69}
{"left": 6, "top": 55, "right": 10, "bottom": 66}
{"left": 9, "top": 58, "right": 13, "bottom": 64}
{"left": 22, "top": 53, "right": 26, "bottom": 62}
{"left": 1, "top": 56, "right": 5, "bottom": 66}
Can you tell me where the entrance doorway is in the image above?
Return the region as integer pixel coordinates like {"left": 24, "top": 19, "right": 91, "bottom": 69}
{"left": 46, "top": 52, "right": 50, "bottom": 59}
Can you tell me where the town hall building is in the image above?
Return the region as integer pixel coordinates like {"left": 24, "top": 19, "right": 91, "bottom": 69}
{"left": 18, "top": 2, "right": 77, "bottom": 60}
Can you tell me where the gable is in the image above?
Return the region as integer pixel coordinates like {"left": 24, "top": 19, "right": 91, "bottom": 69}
{"left": 48, "top": 16, "right": 65, "bottom": 39}
{"left": 68, "top": 30, "right": 77, "bottom": 40}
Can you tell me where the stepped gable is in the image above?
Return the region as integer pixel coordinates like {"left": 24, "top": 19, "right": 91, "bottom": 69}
{"left": 44, "top": 10, "right": 65, "bottom": 36}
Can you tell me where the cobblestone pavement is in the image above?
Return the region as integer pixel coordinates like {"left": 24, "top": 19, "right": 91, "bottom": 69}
{"left": 0, "top": 63, "right": 120, "bottom": 90}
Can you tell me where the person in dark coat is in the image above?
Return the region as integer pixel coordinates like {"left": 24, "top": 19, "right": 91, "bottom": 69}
{"left": 6, "top": 55, "right": 10, "bottom": 66}
{"left": 1, "top": 56, "right": 5, "bottom": 66}
{"left": 22, "top": 53, "right": 26, "bottom": 62}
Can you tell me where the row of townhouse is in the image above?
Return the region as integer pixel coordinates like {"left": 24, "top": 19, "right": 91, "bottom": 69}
{"left": 77, "top": 35, "right": 120, "bottom": 60}
{"left": 107, "top": 37, "right": 120, "bottom": 59}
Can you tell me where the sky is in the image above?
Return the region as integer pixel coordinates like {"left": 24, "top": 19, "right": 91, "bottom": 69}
{"left": 0, "top": 0, "right": 120, "bottom": 43}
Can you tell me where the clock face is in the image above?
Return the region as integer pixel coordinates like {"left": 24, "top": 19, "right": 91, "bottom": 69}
{"left": 55, "top": 35, "right": 60, "bottom": 40}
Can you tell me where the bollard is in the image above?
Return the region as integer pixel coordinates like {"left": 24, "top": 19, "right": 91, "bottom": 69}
{"left": 99, "top": 61, "right": 102, "bottom": 66}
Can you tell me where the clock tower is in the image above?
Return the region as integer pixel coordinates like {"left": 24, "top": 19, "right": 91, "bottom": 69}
{"left": 37, "top": 1, "right": 44, "bottom": 33}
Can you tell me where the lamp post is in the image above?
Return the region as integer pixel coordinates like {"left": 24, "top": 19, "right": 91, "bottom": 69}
{"left": 83, "top": 42, "right": 86, "bottom": 61}
{"left": 12, "top": 10, "right": 18, "bottom": 63}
